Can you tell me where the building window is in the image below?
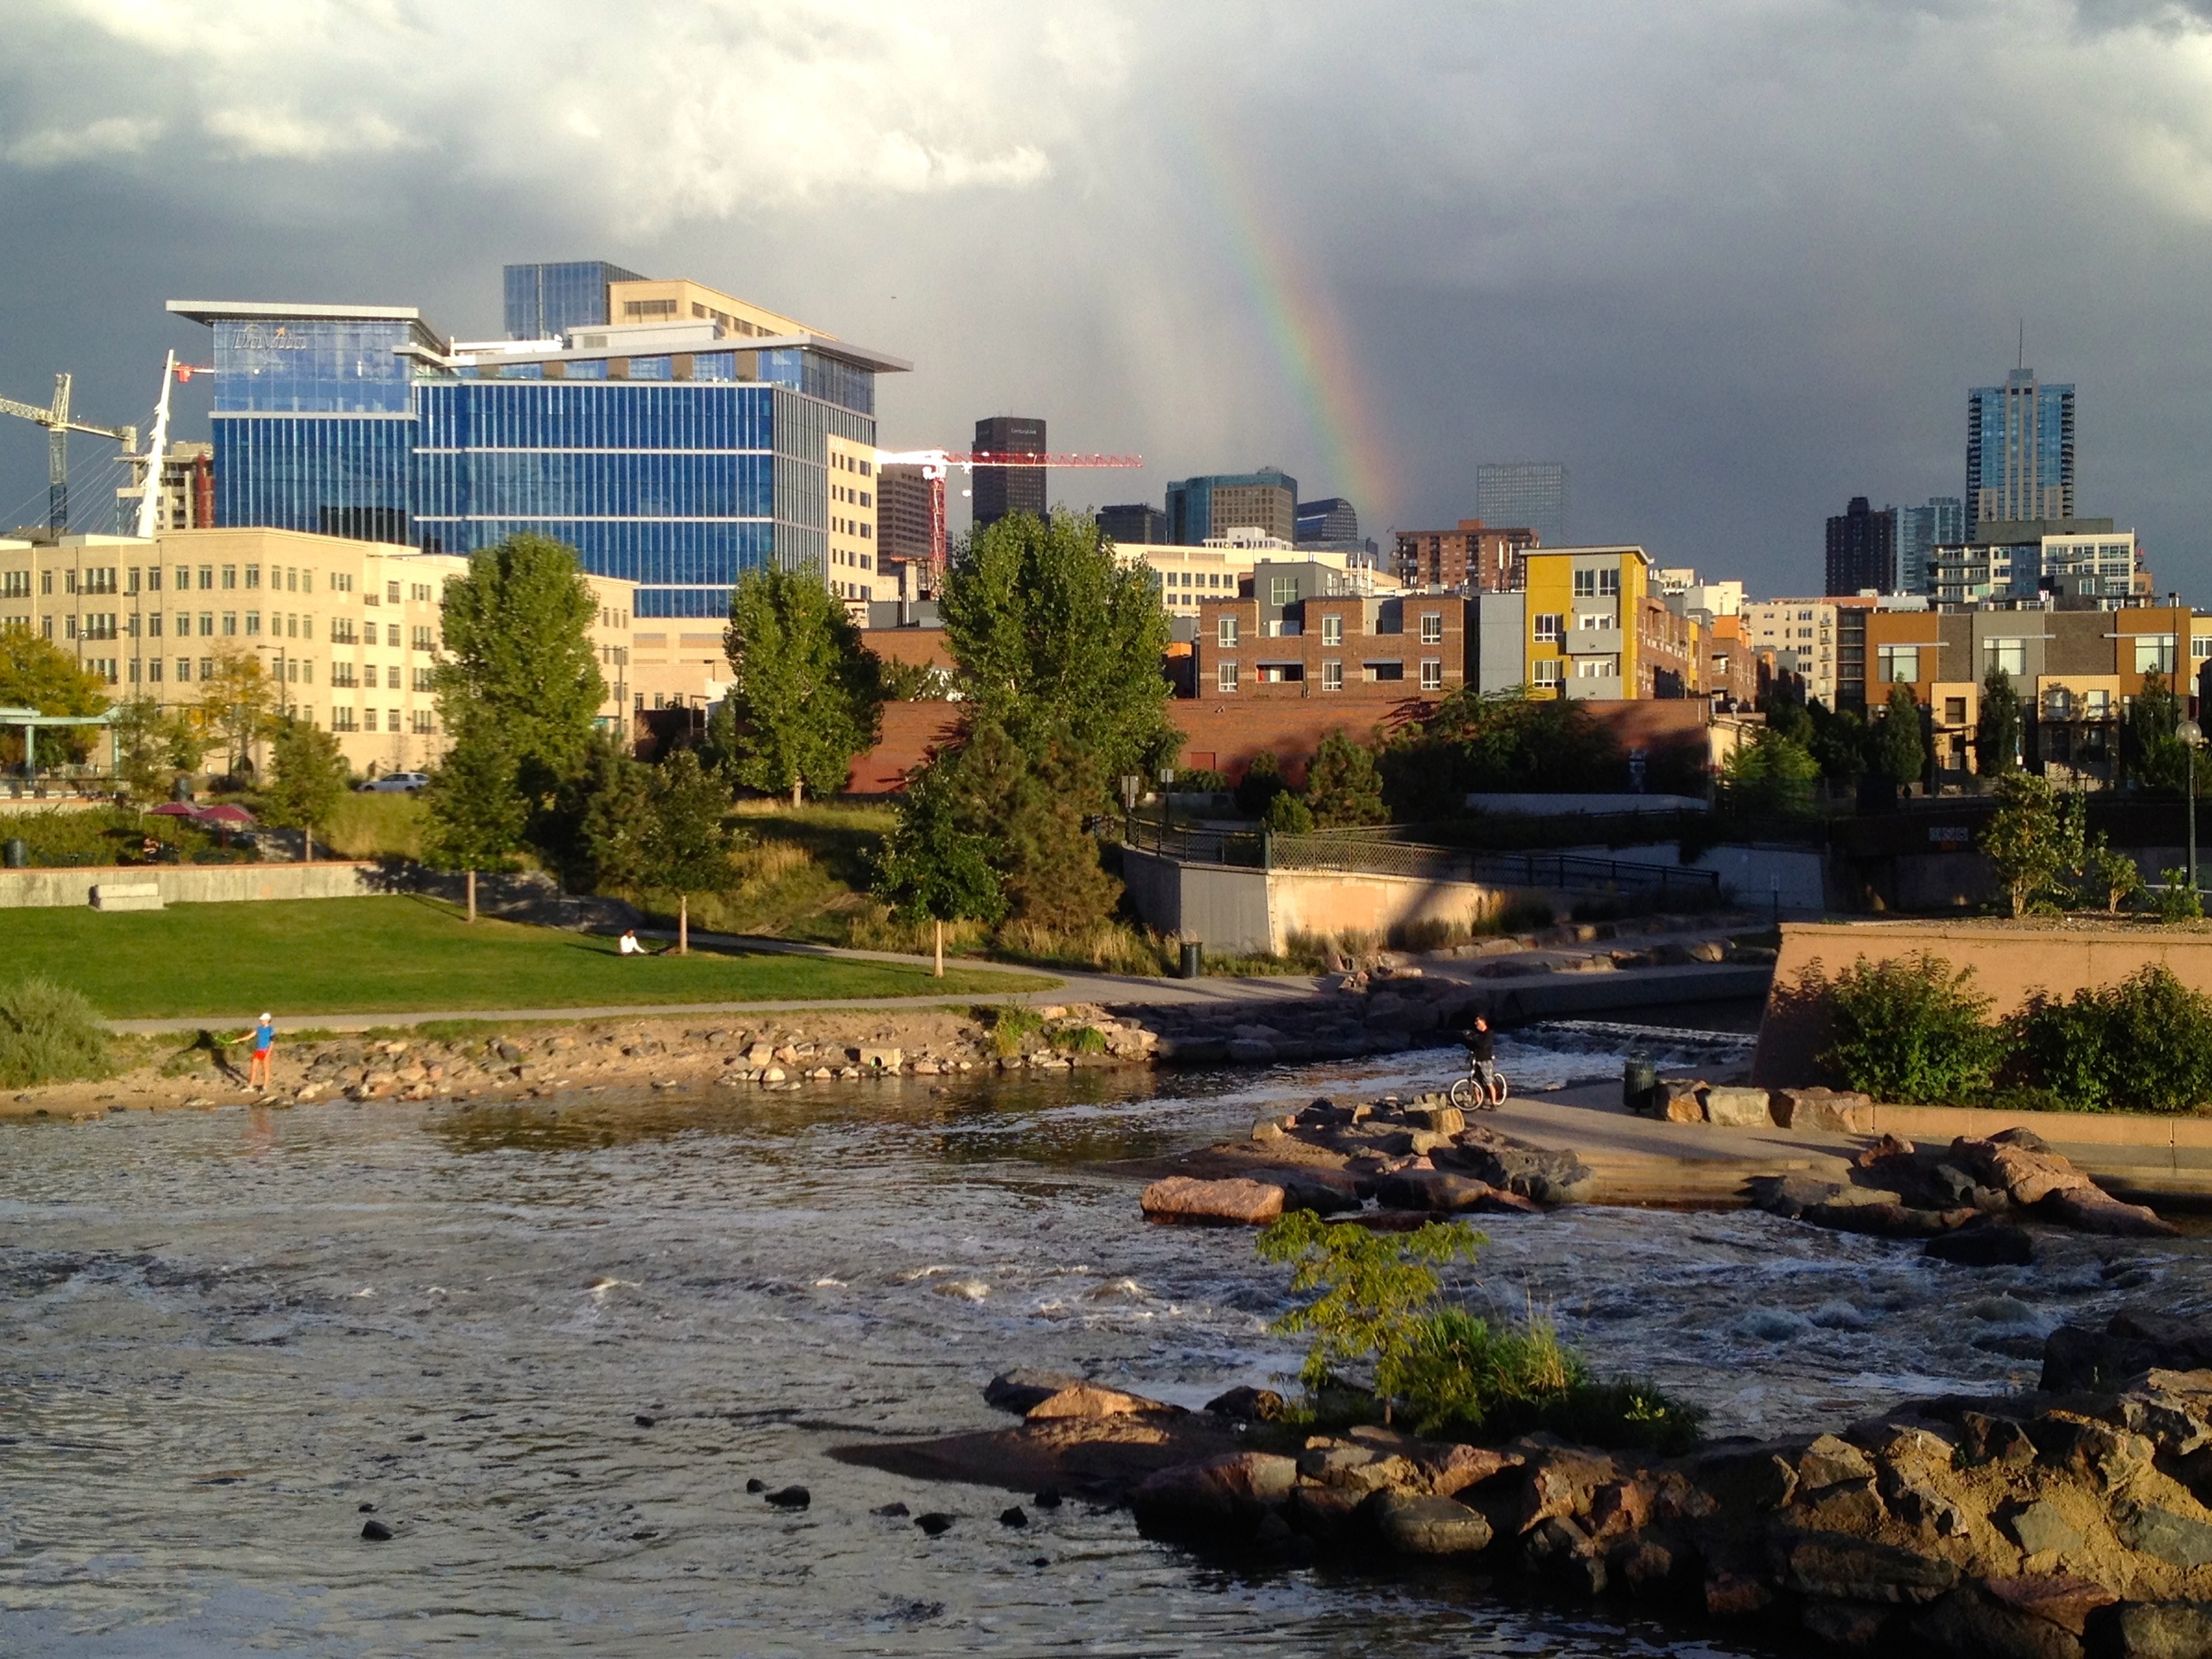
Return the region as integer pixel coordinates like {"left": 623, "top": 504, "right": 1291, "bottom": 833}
{"left": 2134, "top": 635, "right": 2177, "bottom": 675}
{"left": 1363, "top": 661, "right": 1405, "bottom": 682}
{"left": 1323, "top": 660, "right": 1343, "bottom": 692}
{"left": 221, "top": 612, "right": 237, "bottom": 636}
{"left": 1944, "top": 697, "right": 1968, "bottom": 724}
{"left": 387, "top": 664, "right": 401, "bottom": 688}
{"left": 411, "top": 710, "right": 434, "bottom": 734}
{"left": 1574, "top": 657, "right": 1617, "bottom": 679}
{"left": 1533, "top": 613, "right": 1563, "bottom": 641}
{"left": 388, "top": 709, "right": 403, "bottom": 732}
{"left": 2044, "top": 687, "right": 2072, "bottom": 719}
{"left": 1217, "top": 661, "right": 1239, "bottom": 693}
{"left": 1322, "top": 614, "right": 1343, "bottom": 647}
{"left": 1420, "top": 658, "right": 1443, "bottom": 690}
{"left": 147, "top": 658, "right": 162, "bottom": 683}
{"left": 1419, "top": 612, "right": 1443, "bottom": 644}
{"left": 1878, "top": 645, "right": 1921, "bottom": 684}
{"left": 199, "top": 657, "right": 212, "bottom": 681}
{"left": 175, "top": 657, "right": 190, "bottom": 682}
{"left": 1217, "top": 616, "right": 1239, "bottom": 648}
{"left": 2086, "top": 689, "right": 2111, "bottom": 717}
{"left": 245, "top": 612, "right": 261, "bottom": 636}
{"left": 1270, "top": 577, "right": 1299, "bottom": 606}
{"left": 1987, "top": 638, "right": 2029, "bottom": 677}
{"left": 331, "top": 707, "right": 357, "bottom": 733}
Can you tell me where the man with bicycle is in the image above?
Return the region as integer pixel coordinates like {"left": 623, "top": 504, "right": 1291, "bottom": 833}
{"left": 1465, "top": 1014, "right": 1498, "bottom": 1102}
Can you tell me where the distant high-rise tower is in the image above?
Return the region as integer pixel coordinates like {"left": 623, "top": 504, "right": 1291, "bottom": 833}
{"left": 1896, "top": 496, "right": 1964, "bottom": 594}
{"left": 1475, "top": 463, "right": 1567, "bottom": 547}
{"left": 503, "top": 259, "right": 645, "bottom": 341}
{"left": 1824, "top": 496, "right": 1898, "bottom": 595}
{"left": 1164, "top": 469, "right": 1299, "bottom": 544}
{"left": 972, "top": 416, "right": 1047, "bottom": 532}
{"left": 1096, "top": 503, "right": 1169, "bottom": 545}
{"left": 1966, "top": 369, "right": 2074, "bottom": 543}
{"left": 878, "top": 463, "right": 940, "bottom": 569}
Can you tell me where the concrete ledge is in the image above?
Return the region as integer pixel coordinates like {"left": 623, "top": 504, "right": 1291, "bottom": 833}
{"left": 1470, "top": 963, "right": 1772, "bottom": 1020}
{"left": 0, "top": 862, "right": 381, "bottom": 909}
{"left": 90, "top": 881, "right": 165, "bottom": 911}
{"left": 1862, "top": 1100, "right": 2212, "bottom": 1149}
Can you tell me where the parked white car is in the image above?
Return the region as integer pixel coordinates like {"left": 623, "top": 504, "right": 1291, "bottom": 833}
{"left": 359, "top": 772, "right": 431, "bottom": 794}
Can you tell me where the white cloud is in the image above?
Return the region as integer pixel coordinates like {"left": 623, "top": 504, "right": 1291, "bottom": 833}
{"left": 202, "top": 106, "right": 415, "bottom": 162}
{"left": 4, "top": 114, "right": 159, "bottom": 167}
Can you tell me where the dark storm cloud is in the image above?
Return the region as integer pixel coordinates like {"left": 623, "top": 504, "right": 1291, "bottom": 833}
{"left": 4, "top": 0, "right": 2212, "bottom": 595}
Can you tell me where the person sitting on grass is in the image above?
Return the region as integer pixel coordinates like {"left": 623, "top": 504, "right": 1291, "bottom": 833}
{"left": 618, "top": 929, "right": 667, "bottom": 957}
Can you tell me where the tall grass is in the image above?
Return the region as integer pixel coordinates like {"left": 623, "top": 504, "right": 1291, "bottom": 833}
{"left": 316, "top": 792, "right": 426, "bottom": 860}
{"left": 0, "top": 976, "right": 114, "bottom": 1088}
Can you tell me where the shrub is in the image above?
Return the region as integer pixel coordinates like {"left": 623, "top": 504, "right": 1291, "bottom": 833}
{"left": 2155, "top": 871, "right": 2204, "bottom": 923}
{"left": 1817, "top": 953, "right": 2001, "bottom": 1103}
{"left": 984, "top": 1005, "right": 1043, "bottom": 1057}
{"left": 1258, "top": 1211, "right": 1486, "bottom": 1404}
{"left": 0, "top": 977, "right": 114, "bottom": 1088}
{"left": 2006, "top": 966, "right": 2212, "bottom": 1114}
{"left": 1263, "top": 790, "right": 1315, "bottom": 834}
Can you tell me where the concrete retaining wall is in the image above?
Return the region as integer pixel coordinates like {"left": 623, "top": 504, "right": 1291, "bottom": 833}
{"left": 1580, "top": 842, "right": 1828, "bottom": 915}
{"left": 0, "top": 861, "right": 381, "bottom": 909}
{"left": 1121, "top": 846, "right": 1524, "bottom": 956}
{"left": 1752, "top": 919, "right": 2212, "bottom": 1086}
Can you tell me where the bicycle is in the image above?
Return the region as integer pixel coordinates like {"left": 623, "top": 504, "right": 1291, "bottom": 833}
{"left": 1448, "top": 1060, "right": 1508, "bottom": 1111}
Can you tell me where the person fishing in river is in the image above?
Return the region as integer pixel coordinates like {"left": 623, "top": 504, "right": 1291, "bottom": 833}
{"left": 227, "top": 1013, "right": 277, "bottom": 1090}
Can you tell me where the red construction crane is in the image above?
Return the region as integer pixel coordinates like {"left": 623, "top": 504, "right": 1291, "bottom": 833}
{"left": 876, "top": 448, "right": 1141, "bottom": 587}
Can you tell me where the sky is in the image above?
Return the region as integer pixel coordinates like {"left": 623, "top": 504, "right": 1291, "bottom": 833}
{"left": 3, "top": 0, "right": 2212, "bottom": 597}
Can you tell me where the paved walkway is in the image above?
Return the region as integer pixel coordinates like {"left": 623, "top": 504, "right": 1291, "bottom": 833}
{"left": 101, "top": 922, "right": 1766, "bottom": 1036}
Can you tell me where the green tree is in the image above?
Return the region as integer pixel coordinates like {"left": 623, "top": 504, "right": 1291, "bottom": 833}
{"left": 1804, "top": 701, "right": 1868, "bottom": 793}
{"left": 641, "top": 749, "right": 738, "bottom": 955}
{"left": 939, "top": 511, "right": 1177, "bottom": 795}
{"left": 259, "top": 717, "right": 353, "bottom": 851}
{"left": 721, "top": 565, "right": 884, "bottom": 804}
{"left": 1720, "top": 726, "right": 1819, "bottom": 814}
{"left": 196, "top": 647, "right": 278, "bottom": 779}
{"left": 434, "top": 534, "right": 605, "bottom": 811}
{"left": 0, "top": 632, "right": 108, "bottom": 771}
{"left": 1872, "top": 684, "right": 1926, "bottom": 793}
{"left": 2122, "top": 668, "right": 2194, "bottom": 794}
{"left": 1233, "top": 750, "right": 1288, "bottom": 818}
{"left": 879, "top": 657, "right": 955, "bottom": 701}
{"left": 872, "top": 756, "right": 1008, "bottom": 975}
{"left": 572, "top": 738, "right": 655, "bottom": 892}
{"left": 422, "top": 729, "right": 527, "bottom": 922}
{"left": 1304, "top": 729, "right": 1388, "bottom": 827}
{"left": 109, "top": 695, "right": 174, "bottom": 804}
{"left": 1264, "top": 789, "right": 1316, "bottom": 833}
{"left": 2078, "top": 834, "right": 2145, "bottom": 914}
{"left": 1980, "top": 770, "right": 2078, "bottom": 917}
{"left": 1379, "top": 687, "right": 1625, "bottom": 818}
{"left": 1815, "top": 953, "right": 2001, "bottom": 1103}
{"left": 1976, "top": 665, "right": 2023, "bottom": 779}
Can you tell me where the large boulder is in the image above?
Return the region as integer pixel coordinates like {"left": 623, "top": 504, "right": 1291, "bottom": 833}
{"left": 1025, "top": 1383, "right": 1179, "bottom": 1420}
{"left": 1772, "top": 1087, "right": 1874, "bottom": 1133}
{"left": 1952, "top": 1133, "right": 2094, "bottom": 1207}
{"left": 1243, "top": 1166, "right": 1363, "bottom": 1216}
{"left": 1374, "top": 1170, "right": 1494, "bottom": 1212}
{"left": 1132, "top": 1452, "right": 1299, "bottom": 1533}
{"left": 1701, "top": 1087, "right": 1774, "bottom": 1128}
{"left": 2095, "top": 1601, "right": 2212, "bottom": 1658}
{"left": 2042, "top": 1187, "right": 2179, "bottom": 1239}
{"left": 985, "top": 1368, "right": 1087, "bottom": 1413}
{"left": 1447, "top": 1141, "right": 1594, "bottom": 1205}
{"left": 1365, "top": 1490, "right": 1494, "bottom": 1555}
{"left": 1925, "top": 1223, "right": 2037, "bottom": 1267}
{"left": 2041, "top": 1313, "right": 2212, "bottom": 1394}
{"left": 1141, "top": 1177, "right": 1285, "bottom": 1225}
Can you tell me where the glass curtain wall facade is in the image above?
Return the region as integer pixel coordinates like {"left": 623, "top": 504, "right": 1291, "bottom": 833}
{"left": 1967, "top": 371, "right": 2074, "bottom": 542}
{"left": 1897, "top": 497, "right": 1963, "bottom": 595}
{"left": 1475, "top": 463, "right": 1567, "bottom": 548}
{"left": 184, "top": 299, "right": 892, "bottom": 622}
{"left": 503, "top": 260, "right": 644, "bottom": 342}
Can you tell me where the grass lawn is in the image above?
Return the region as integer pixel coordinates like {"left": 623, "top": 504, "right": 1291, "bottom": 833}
{"left": 2, "top": 895, "right": 1050, "bottom": 1019}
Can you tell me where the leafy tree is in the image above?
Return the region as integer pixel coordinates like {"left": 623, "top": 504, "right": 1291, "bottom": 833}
{"left": 2122, "top": 668, "right": 2196, "bottom": 795}
{"left": 0, "top": 632, "right": 108, "bottom": 771}
{"left": 939, "top": 511, "right": 1177, "bottom": 795}
{"left": 872, "top": 756, "right": 1008, "bottom": 975}
{"left": 1979, "top": 770, "right": 2080, "bottom": 917}
{"left": 1804, "top": 701, "right": 1869, "bottom": 791}
{"left": 110, "top": 695, "right": 176, "bottom": 804}
{"left": 1234, "top": 750, "right": 1288, "bottom": 818}
{"left": 2078, "top": 833, "right": 2145, "bottom": 914}
{"left": 1761, "top": 679, "right": 1816, "bottom": 749}
{"left": 721, "top": 565, "right": 885, "bottom": 804}
{"left": 1719, "top": 727, "right": 1819, "bottom": 814}
{"left": 1815, "top": 953, "right": 2001, "bottom": 1103}
{"left": 879, "top": 657, "right": 956, "bottom": 701}
{"left": 1256, "top": 1210, "right": 1485, "bottom": 1419}
{"left": 573, "top": 739, "right": 656, "bottom": 892}
{"left": 1976, "top": 665, "right": 2023, "bottom": 778}
{"left": 641, "top": 749, "right": 739, "bottom": 955}
{"left": 1872, "top": 684, "right": 1926, "bottom": 793}
{"left": 1264, "top": 790, "right": 1316, "bottom": 833}
{"left": 195, "top": 647, "right": 279, "bottom": 780}
{"left": 434, "top": 534, "right": 604, "bottom": 811}
{"left": 2008, "top": 966, "right": 2212, "bottom": 1113}
{"left": 1304, "top": 730, "right": 1388, "bottom": 827}
{"left": 259, "top": 717, "right": 353, "bottom": 848}
{"left": 422, "top": 728, "right": 527, "bottom": 922}
{"left": 1380, "top": 687, "right": 1624, "bottom": 818}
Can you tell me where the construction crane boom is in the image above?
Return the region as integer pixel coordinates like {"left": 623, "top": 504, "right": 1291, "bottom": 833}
{"left": 0, "top": 373, "right": 136, "bottom": 533}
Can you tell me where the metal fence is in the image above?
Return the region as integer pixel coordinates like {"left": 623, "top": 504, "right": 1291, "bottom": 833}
{"left": 1123, "top": 818, "right": 1720, "bottom": 901}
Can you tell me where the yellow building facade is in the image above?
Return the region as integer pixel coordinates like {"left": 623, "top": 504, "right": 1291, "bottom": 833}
{"left": 1519, "top": 546, "right": 1652, "bottom": 699}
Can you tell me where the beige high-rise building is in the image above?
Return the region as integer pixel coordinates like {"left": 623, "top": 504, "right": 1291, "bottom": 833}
{"left": 0, "top": 527, "right": 634, "bottom": 778}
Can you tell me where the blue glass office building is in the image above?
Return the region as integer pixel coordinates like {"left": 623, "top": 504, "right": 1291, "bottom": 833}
{"left": 503, "top": 259, "right": 643, "bottom": 341}
{"left": 1966, "top": 369, "right": 2074, "bottom": 542}
{"left": 171, "top": 295, "right": 908, "bottom": 618}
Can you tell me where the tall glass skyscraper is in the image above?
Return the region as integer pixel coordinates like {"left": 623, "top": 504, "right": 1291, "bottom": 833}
{"left": 1966, "top": 369, "right": 2073, "bottom": 541}
{"left": 1474, "top": 462, "right": 1567, "bottom": 547}
{"left": 172, "top": 282, "right": 907, "bottom": 619}
{"left": 503, "top": 260, "right": 644, "bottom": 341}
{"left": 1896, "top": 496, "right": 1963, "bottom": 595}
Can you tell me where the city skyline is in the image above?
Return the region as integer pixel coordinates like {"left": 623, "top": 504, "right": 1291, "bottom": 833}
{"left": 2, "top": 4, "right": 2210, "bottom": 596}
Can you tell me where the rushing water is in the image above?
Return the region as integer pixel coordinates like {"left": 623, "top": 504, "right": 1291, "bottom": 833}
{"left": 3, "top": 1023, "right": 2208, "bottom": 1656}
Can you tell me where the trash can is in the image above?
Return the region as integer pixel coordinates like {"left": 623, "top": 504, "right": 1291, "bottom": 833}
{"left": 1179, "top": 941, "right": 1203, "bottom": 980}
{"left": 1623, "top": 1054, "right": 1658, "bottom": 1112}
{"left": 3, "top": 839, "right": 24, "bottom": 869}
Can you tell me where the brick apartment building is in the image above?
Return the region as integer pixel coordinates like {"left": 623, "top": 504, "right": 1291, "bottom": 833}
{"left": 1189, "top": 560, "right": 1467, "bottom": 700}
{"left": 1392, "top": 518, "right": 1540, "bottom": 592}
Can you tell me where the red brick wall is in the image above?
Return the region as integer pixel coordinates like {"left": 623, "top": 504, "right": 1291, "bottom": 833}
{"left": 862, "top": 629, "right": 955, "bottom": 672}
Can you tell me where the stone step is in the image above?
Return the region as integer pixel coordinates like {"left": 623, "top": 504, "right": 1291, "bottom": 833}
{"left": 89, "top": 882, "right": 164, "bottom": 912}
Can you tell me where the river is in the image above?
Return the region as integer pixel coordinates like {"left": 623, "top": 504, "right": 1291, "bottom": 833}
{"left": 2, "top": 1021, "right": 2203, "bottom": 1656}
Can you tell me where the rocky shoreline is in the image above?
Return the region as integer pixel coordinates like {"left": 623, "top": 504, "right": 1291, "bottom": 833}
{"left": 837, "top": 1318, "right": 2212, "bottom": 1659}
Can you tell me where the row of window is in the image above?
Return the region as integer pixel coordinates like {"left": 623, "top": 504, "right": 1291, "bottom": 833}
{"left": 1216, "top": 659, "right": 1448, "bottom": 693}
{"left": 1571, "top": 568, "right": 1622, "bottom": 597}
{"left": 1216, "top": 613, "right": 1447, "bottom": 648}
{"left": 1877, "top": 634, "right": 2208, "bottom": 684}
{"left": 45, "top": 610, "right": 435, "bottom": 649}
{"left": 1530, "top": 658, "right": 1622, "bottom": 685}
{"left": 23, "top": 562, "right": 348, "bottom": 598}
{"left": 327, "top": 707, "right": 434, "bottom": 733}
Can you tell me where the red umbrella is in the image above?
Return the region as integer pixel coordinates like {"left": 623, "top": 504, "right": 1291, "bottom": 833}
{"left": 148, "top": 802, "right": 200, "bottom": 818}
{"left": 198, "top": 803, "right": 257, "bottom": 825}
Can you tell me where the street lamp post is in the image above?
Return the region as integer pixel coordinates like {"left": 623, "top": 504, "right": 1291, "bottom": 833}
{"left": 2182, "top": 719, "right": 2206, "bottom": 898}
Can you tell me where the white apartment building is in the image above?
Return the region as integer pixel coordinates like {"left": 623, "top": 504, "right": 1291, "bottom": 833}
{"left": 0, "top": 527, "right": 635, "bottom": 777}
{"left": 1742, "top": 598, "right": 1839, "bottom": 704}
{"left": 1114, "top": 538, "right": 1395, "bottom": 619}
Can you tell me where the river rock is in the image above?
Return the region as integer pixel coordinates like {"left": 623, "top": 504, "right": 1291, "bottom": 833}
{"left": 2042, "top": 1187, "right": 2179, "bottom": 1238}
{"left": 764, "top": 1485, "right": 811, "bottom": 1508}
{"left": 2041, "top": 1312, "right": 2212, "bottom": 1393}
{"left": 1365, "top": 1490, "right": 1494, "bottom": 1555}
{"left": 1446, "top": 1141, "right": 1594, "bottom": 1205}
{"left": 1772, "top": 1087, "right": 1874, "bottom": 1133}
{"left": 1951, "top": 1133, "right": 2093, "bottom": 1206}
{"left": 1374, "top": 1170, "right": 1494, "bottom": 1212}
{"left": 1701, "top": 1087, "right": 1773, "bottom": 1128}
{"left": 1226, "top": 1039, "right": 1278, "bottom": 1064}
{"left": 1245, "top": 1166, "right": 1363, "bottom": 1215}
{"left": 2100, "top": 1601, "right": 2212, "bottom": 1657}
{"left": 1657, "top": 1079, "right": 1707, "bottom": 1123}
{"left": 1132, "top": 1451, "right": 1299, "bottom": 1532}
{"left": 1912, "top": 1586, "right": 2087, "bottom": 1659}
{"left": 1924, "top": 1222, "right": 2037, "bottom": 1267}
{"left": 985, "top": 1369, "right": 1087, "bottom": 1414}
{"left": 1203, "top": 1386, "right": 1287, "bottom": 1422}
{"left": 1025, "top": 1383, "right": 1178, "bottom": 1421}
{"left": 1802, "top": 1199, "right": 1975, "bottom": 1238}
{"left": 1140, "top": 1177, "right": 1285, "bottom": 1225}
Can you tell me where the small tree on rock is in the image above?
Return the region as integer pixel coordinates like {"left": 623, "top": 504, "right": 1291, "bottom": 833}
{"left": 641, "top": 749, "right": 738, "bottom": 955}
{"left": 722, "top": 566, "right": 884, "bottom": 805}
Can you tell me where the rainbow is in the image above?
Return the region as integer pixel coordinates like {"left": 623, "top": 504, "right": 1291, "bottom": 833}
{"left": 1185, "top": 124, "right": 1395, "bottom": 522}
